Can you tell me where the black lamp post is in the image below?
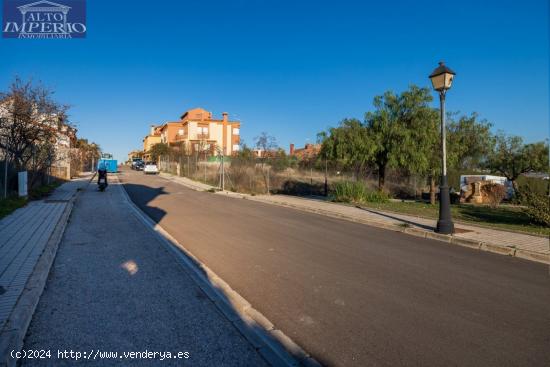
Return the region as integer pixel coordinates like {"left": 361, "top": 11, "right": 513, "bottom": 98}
{"left": 429, "top": 61, "right": 455, "bottom": 234}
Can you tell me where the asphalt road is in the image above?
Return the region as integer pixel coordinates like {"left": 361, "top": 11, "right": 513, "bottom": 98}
{"left": 119, "top": 168, "right": 550, "bottom": 367}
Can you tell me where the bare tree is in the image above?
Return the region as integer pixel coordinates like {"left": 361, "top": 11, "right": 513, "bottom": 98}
{"left": 0, "top": 78, "right": 71, "bottom": 187}
{"left": 254, "top": 132, "right": 278, "bottom": 192}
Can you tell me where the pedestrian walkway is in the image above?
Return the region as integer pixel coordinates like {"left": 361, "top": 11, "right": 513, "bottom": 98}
{"left": 252, "top": 195, "right": 549, "bottom": 254}
{"left": 0, "top": 176, "right": 91, "bottom": 333}
{"left": 159, "top": 172, "right": 550, "bottom": 264}
{"left": 20, "top": 176, "right": 268, "bottom": 366}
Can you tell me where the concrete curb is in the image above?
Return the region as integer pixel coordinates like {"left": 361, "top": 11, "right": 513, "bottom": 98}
{"left": 117, "top": 176, "right": 319, "bottom": 367}
{"left": 158, "top": 172, "right": 550, "bottom": 266}
{"left": 0, "top": 178, "right": 90, "bottom": 367}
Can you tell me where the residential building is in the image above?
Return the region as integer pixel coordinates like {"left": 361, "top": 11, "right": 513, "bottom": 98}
{"left": 142, "top": 125, "right": 162, "bottom": 161}
{"left": 289, "top": 143, "right": 321, "bottom": 160}
{"left": 127, "top": 150, "right": 143, "bottom": 163}
{"left": 54, "top": 122, "right": 77, "bottom": 179}
{"left": 252, "top": 148, "right": 279, "bottom": 158}
{"left": 0, "top": 99, "right": 77, "bottom": 179}
{"left": 157, "top": 108, "right": 240, "bottom": 156}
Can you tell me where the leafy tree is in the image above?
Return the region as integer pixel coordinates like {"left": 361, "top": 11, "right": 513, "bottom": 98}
{"left": 75, "top": 138, "right": 101, "bottom": 172}
{"left": 486, "top": 133, "right": 549, "bottom": 191}
{"left": 318, "top": 118, "right": 373, "bottom": 180}
{"left": 365, "top": 85, "right": 436, "bottom": 190}
{"left": 270, "top": 148, "right": 297, "bottom": 171}
{"left": 318, "top": 86, "right": 437, "bottom": 191}
{"left": 423, "top": 112, "right": 493, "bottom": 204}
{"left": 447, "top": 113, "right": 493, "bottom": 171}
{"left": 149, "top": 143, "right": 170, "bottom": 162}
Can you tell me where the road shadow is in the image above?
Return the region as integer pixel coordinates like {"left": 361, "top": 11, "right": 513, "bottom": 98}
{"left": 120, "top": 182, "right": 168, "bottom": 224}
{"left": 116, "top": 173, "right": 329, "bottom": 366}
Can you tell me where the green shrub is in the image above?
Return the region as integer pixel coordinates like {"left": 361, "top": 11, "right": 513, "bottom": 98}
{"left": 0, "top": 196, "right": 27, "bottom": 219}
{"left": 333, "top": 181, "right": 390, "bottom": 204}
{"left": 29, "top": 182, "right": 61, "bottom": 200}
{"left": 363, "top": 189, "right": 391, "bottom": 203}
{"left": 519, "top": 189, "right": 550, "bottom": 226}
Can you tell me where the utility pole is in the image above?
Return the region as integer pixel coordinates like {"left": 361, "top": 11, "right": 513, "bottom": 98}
{"left": 221, "top": 154, "right": 225, "bottom": 191}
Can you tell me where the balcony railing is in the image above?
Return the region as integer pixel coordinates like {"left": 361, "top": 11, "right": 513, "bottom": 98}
{"left": 174, "top": 134, "right": 188, "bottom": 141}
{"left": 196, "top": 134, "right": 210, "bottom": 140}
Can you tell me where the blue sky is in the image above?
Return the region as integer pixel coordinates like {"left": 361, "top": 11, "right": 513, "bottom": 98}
{"left": 1, "top": 0, "right": 548, "bottom": 161}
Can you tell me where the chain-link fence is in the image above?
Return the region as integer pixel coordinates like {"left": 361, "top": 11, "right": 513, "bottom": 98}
{"left": 1, "top": 157, "right": 71, "bottom": 199}
{"left": 158, "top": 154, "right": 430, "bottom": 198}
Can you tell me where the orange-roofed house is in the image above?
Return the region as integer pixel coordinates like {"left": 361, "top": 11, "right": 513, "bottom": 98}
{"left": 142, "top": 125, "right": 162, "bottom": 161}
{"left": 158, "top": 108, "right": 240, "bottom": 156}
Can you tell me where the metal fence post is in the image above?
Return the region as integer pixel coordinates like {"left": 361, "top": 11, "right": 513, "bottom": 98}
{"left": 267, "top": 166, "right": 270, "bottom": 195}
{"left": 324, "top": 158, "right": 328, "bottom": 196}
{"left": 221, "top": 154, "right": 225, "bottom": 191}
{"left": 3, "top": 155, "right": 8, "bottom": 199}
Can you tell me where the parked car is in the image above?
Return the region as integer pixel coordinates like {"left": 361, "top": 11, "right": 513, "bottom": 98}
{"left": 131, "top": 159, "right": 144, "bottom": 170}
{"left": 134, "top": 161, "right": 145, "bottom": 171}
{"left": 143, "top": 162, "right": 159, "bottom": 174}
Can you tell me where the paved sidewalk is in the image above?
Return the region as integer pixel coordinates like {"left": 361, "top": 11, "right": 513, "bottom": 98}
{"left": 159, "top": 173, "right": 550, "bottom": 264}
{"left": 20, "top": 176, "right": 268, "bottom": 366}
{"left": 0, "top": 176, "right": 91, "bottom": 333}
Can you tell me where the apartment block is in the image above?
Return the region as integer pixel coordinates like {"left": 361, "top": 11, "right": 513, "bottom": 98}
{"left": 158, "top": 108, "right": 240, "bottom": 156}
{"left": 142, "top": 125, "right": 162, "bottom": 161}
{"left": 289, "top": 143, "right": 321, "bottom": 160}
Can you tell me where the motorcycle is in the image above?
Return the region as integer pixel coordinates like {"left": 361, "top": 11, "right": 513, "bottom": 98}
{"left": 98, "top": 175, "right": 107, "bottom": 192}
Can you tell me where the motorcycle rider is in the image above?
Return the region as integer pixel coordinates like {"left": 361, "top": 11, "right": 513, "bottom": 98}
{"left": 97, "top": 162, "right": 108, "bottom": 187}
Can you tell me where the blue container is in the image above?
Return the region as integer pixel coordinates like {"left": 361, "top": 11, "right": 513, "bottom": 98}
{"left": 97, "top": 159, "right": 118, "bottom": 173}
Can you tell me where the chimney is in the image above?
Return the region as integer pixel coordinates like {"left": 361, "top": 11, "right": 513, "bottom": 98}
{"left": 150, "top": 125, "right": 156, "bottom": 135}
{"left": 222, "top": 112, "right": 228, "bottom": 122}
{"left": 290, "top": 143, "right": 295, "bottom": 155}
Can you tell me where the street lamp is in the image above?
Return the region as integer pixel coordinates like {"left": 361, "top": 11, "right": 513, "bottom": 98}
{"left": 429, "top": 61, "right": 455, "bottom": 234}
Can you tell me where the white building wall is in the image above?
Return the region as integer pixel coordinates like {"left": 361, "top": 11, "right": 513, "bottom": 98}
{"left": 188, "top": 121, "right": 198, "bottom": 140}
{"left": 226, "top": 125, "right": 232, "bottom": 154}
{"left": 210, "top": 123, "right": 223, "bottom": 150}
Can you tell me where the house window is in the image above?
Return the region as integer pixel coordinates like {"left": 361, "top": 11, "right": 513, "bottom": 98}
{"left": 233, "top": 144, "right": 240, "bottom": 151}
{"left": 178, "top": 129, "right": 184, "bottom": 135}
{"left": 198, "top": 126, "right": 209, "bottom": 135}
{"left": 233, "top": 128, "right": 240, "bottom": 135}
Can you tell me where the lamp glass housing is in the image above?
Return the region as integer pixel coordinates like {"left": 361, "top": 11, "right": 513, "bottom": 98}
{"left": 431, "top": 72, "right": 454, "bottom": 91}
{"left": 429, "top": 62, "right": 456, "bottom": 92}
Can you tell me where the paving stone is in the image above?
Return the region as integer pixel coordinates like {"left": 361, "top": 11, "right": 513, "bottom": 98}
{"left": 0, "top": 176, "right": 90, "bottom": 333}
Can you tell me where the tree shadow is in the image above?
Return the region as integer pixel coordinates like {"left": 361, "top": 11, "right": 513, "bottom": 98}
{"left": 355, "top": 205, "right": 435, "bottom": 231}
{"left": 456, "top": 204, "right": 531, "bottom": 226}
